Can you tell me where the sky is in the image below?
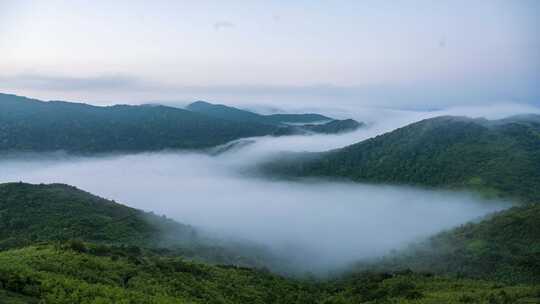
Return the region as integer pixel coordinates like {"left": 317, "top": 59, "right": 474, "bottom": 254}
{"left": 0, "top": 0, "right": 539, "bottom": 109}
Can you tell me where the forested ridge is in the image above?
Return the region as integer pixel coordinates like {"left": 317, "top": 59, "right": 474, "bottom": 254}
{"left": 0, "top": 93, "right": 362, "bottom": 154}
{"left": 186, "top": 100, "right": 364, "bottom": 134}
{"left": 186, "top": 100, "right": 333, "bottom": 125}
{"left": 261, "top": 115, "right": 540, "bottom": 202}
{"left": 0, "top": 93, "right": 281, "bottom": 153}
{"left": 356, "top": 203, "right": 540, "bottom": 285}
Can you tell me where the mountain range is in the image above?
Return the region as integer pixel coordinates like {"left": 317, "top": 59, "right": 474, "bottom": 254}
{"left": 1, "top": 92, "right": 540, "bottom": 303}
{"left": 0, "top": 93, "right": 363, "bottom": 153}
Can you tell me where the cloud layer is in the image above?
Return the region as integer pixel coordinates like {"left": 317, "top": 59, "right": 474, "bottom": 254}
{"left": 0, "top": 126, "right": 509, "bottom": 274}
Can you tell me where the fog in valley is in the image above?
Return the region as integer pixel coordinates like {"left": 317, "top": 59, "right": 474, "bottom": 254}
{"left": 0, "top": 105, "right": 527, "bottom": 274}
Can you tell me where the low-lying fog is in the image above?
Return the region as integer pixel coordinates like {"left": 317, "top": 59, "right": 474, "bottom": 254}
{"left": 0, "top": 154, "right": 506, "bottom": 274}
{"left": 2, "top": 104, "right": 533, "bottom": 274}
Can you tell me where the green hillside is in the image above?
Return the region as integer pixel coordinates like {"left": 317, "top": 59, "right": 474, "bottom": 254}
{"left": 0, "top": 183, "right": 273, "bottom": 267}
{"left": 0, "top": 93, "right": 277, "bottom": 153}
{"left": 360, "top": 203, "right": 540, "bottom": 284}
{"left": 1, "top": 244, "right": 538, "bottom": 304}
{"left": 186, "top": 101, "right": 332, "bottom": 125}
{"left": 0, "top": 182, "right": 194, "bottom": 249}
{"left": 260, "top": 114, "right": 540, "bottom": 285}
{"left": 186, "top": 100, "right": 363, "bottom": 134}
{"left": 262, "top": 115, "right": 540, "bottom": 202}
{"left": 0, "top": 183, "right": 539, "bottom": 303}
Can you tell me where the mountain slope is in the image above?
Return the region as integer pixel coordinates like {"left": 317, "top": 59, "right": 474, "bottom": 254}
{"left": 1, "top": 243, "right": 538, "bottom": 304}
{"left": 0, "top": 93, "right": 277, "bottom": 153}
{"left": 260, "top": 114, "right": 540, "bottom": 284}
{"left": 186, "top": 100, "right": 363, "bottom": 134}
{"left": 186, "top": 100, "right": 273, "bottom": 125}
{"left": 0, "top": 182, "right": 195, "bottom": 249}
{"left": 1, "top": 183, "right": 539, "bottom": 302}
{"left": 366, "top": 203, "right": 540, "bottom": 284}
{"left": 262, "top": 115, "right": 540, "bottom": 202}
{"left": 186, "top": 100, "right": 332, "bottom": 125}
{"left": 0, "top": 182, "right": 274, "bottom": 267}
{"left": 265, "top": 113, "right": 332, "bottom": 124}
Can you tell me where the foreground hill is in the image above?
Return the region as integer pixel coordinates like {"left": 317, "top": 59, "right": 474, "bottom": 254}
{"left": 1, "top": 244, "right": 538, "bottom": 303}
{"left": 0, "top": 93, "right": 278, "bottom": 153}
{"left": 0, "top": 183, "right": 539, "bottom": 303}
{"left": 186, "top": 101, "right": 363, "bottom": 134}
{"left": 0, "top": 182, "right": 194, "bottom": 249}
{"left": 360, "top": 203, "right": 540, "bottom": 284}
{"left": 262, "top": 115, "right": 540, "bottom": 202}
{"left": 0, "top": 182, "right": 273, "bottom": 267}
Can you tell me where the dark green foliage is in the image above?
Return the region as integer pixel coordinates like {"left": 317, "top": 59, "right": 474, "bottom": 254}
{"left": 186, "top": 100, "right": 332, "bottom": 125}
{"left": 260, "top": 114, "right": 540, "bottom": 286}
{"left": 0, "top": 93, "right": 363, "bottom": 153}
{"left": 0, "top": 182, "right": 195, "bottom": 249}
{"left": 186, "top": 100, "right": 362, "bottom": 134}
{"left": 302, "top": 119, "right": 363, "bottom": 134}
{"left": 1, "top": 244, "right": 537, "bottom": 303}
{"left": 371, "top": 203, "right": 540, "bottom": 284}
{"left": 0, "top": 182, "right": 275, "bottom": 268}
{"left": 187, "top": 100, "right": 277, "bottom": 125}
{"left": 0, "top": 93, "right": 277, "bottom": 153}
{"left": 263, "top": 115, "right": 540, "bottom": 202}
{"left": 265, "top": 113, "right": 332, "bottom": 124}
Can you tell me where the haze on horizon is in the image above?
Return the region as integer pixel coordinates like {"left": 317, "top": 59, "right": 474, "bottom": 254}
{"left": 1, "top": 0, "right": 539, "bottom": 110}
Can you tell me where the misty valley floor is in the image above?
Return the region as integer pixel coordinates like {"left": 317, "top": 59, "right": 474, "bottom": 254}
{"left": 0, "top": 149, "right": 510, "bottom": 275}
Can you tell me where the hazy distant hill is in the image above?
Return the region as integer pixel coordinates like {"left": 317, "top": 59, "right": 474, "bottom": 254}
{"left": 186, "top": 100, "right": 332, "bottom": 125}
{"left": 262, "top": 115, "right": 540, "bottom": 202}
{"left": 186, "top": 100, "right": 363, "bottom": 134}
{"left": 0, "top": 93, "right": 278, "bottom": 153}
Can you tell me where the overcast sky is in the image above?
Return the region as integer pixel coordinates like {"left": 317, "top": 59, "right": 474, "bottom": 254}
{"left": 0, "top": 0, "right": 538, "bottom": 109}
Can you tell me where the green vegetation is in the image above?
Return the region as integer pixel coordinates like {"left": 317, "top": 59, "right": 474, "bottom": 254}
{"left": 360, "top": 203, "right": 540, "bottom": 284}
{"left": 0, "top": 182, "right": 194, "bottom": 249}
{"left": 262, "top": 115, "right": 540, "bottom": 202}
{"left": 1, "top": 182, "right": 539, "bottom": 303}
{"left": 259, "top": 114, "right": 540, "bottom": 286}
{"left": 0, "top": 93, "right": 278, "bottom": 153}
{"left": 186, "top": 100, "right": 332, "bottom": 125}
{"left": 0, "top": 93, "right": 363, "bottom": 153}
{"left": 0, "top": 182, "right": 275, "bottom": 268}
{"left": 2, "top": 112, "right": 540, "bottom": 302}
{"left": 186, "top": 100, "right": 363, "bottom": 134}
{"left": 1, "top": 244, "right": 538, "bottom": 304}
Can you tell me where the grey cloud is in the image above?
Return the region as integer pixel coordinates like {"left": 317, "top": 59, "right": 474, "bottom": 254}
{"left": 213, "top": 21, "right": 235, "bottom": 30}
{"left": 0, "top": 110, "right": 514, "bottom": 274}
{"left": 0, "top": 74, "right": 142, "bottom": 91}
{"left": 1, "top": 74, "right": 539, "bottom": 110}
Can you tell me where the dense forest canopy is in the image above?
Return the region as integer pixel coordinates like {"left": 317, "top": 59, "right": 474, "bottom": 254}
{"left": 0, "top": 94, "right": 362, "bottom": 154}
{"left": 186, "top": 100, "right": 363, "bottom": 134}
{"left": 261, "top": 115, "right": 540, "bottom": 203}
